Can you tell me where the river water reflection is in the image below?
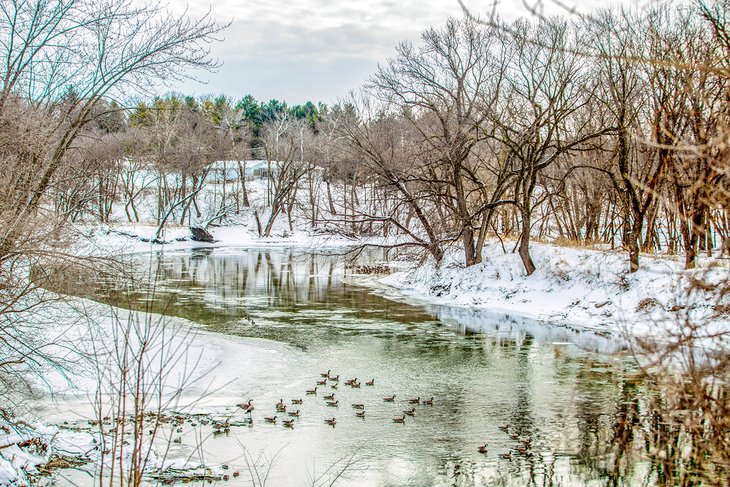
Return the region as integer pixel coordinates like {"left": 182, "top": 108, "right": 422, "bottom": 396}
{"left": 84, "top": 247, "right": 646, "bottom": 486}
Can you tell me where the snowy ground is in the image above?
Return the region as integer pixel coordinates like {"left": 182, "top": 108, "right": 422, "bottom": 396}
{"left": 71, "top": 222, "right": 364, "bottom": 257}
{"left": 1, "top": 295, "right": 309, "bottom": 485}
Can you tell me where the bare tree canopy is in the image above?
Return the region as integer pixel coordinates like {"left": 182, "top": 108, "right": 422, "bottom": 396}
{"left": 0, "top": 0, "right": 227, "bottom": 258}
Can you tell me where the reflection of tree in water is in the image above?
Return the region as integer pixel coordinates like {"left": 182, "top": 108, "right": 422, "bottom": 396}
{"left": 605, "top": 376, "right": 642, "bottom": 485}
{"left": 435, "top": 456, "right": 479, "bottom": 486}
{"left": 77, "top": 249, "right": 437, "bottom": 348}
{"left": 570, "top": 359, "right": 632, "bottom": 485}
{"left": 511, "top": 334, "right": 544, "bottom": 487}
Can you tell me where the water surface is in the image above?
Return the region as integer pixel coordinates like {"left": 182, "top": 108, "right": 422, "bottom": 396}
{"left": 67, "top": 247, "right": 647, "bottom": 486}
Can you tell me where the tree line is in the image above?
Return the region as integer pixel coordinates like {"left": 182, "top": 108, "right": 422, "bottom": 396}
{"left": 329, "top": 1, "right": 729, "bottom": 275}
{"left": 2, "top": 1, "right": 729, "bottom": 279}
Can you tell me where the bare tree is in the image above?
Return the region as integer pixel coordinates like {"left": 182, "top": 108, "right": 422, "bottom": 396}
{"left": 0, "top": 0, "right": 226, "bottom": 257}
{"left": 256, "top": 115, "right": 311, "bottom": 237}
{"left": 332, "top": 96, "right": 446, "bottom": 262}
{"left": 0, "top": 0, "right": 226, "bottom": 395}
{"left": 488, "top": 18, "right": 607, "bottom": 275}
{"left": 370, "top": 18, "right": 506, "bottom": 266}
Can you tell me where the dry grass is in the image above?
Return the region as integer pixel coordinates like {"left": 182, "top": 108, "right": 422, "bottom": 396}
{"left": 35, "top": 454, "right": 90, "bottom": 476}
{"left": 636, "top": 297, "right": 663, "bottom": 312}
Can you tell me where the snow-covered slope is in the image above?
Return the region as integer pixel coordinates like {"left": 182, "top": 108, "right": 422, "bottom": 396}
{"left": 377, "top": 240, "right": 729, "bottom": 345}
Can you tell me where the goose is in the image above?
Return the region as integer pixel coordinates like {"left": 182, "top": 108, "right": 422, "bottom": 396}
{"left": 320, "top": 369, "right": 331, "bottom": 378}
{"left": 236, "top": 400, "right": 254, "bottom": 413}
{"left": 328, "top": 374, "right": 339, "bottom": 381}
{"left": 499, "top": 452, "right": 513, "bottom": 460}
{"left": 477, "top": 444, "right": 488, "bottom": 454}
{"left": 383, "top": 395, "right": 395, "bottom": 402}
{"left": 317, "top": 379, "right": 327, "bottom": 385}
{"left": 330, "top": 383, "right": 338, "bottom": 389}
{"left": 326, "top": 400, "right": 339, "bottom": 407}
{"left": 365, "top": 379, "right": 375, "bottom": 386}
{"left": 403, "top": 408, "right": 416, "bottom": 417}
{"left": 324, "top": 393, "right": 335, "bottom": 400}
{"left": 498, "top": 425, "right": 509, "bottom": 433}
{"left": 351, "top": 381, "right": 361, "bottom": 388}
{"left": 324, "top": 417, "right": 337, "bottom": 426}
{"left": 287, "top": 410, "right": 300, "bottom": 417}
{"left": 344, "top": 378, "right": 357, "bottom": 386}
{"left": 355, "top": 411, "right": 365, "bottom": 418}
{"left": 408, "top": 397, "right": 420, "bottom": 404}
{"left": 264, "top": 416, "right": 277, "bottom": 423}
{"left": 509, "top": 433, "right": 519, "bottom": 440}
{"left": 291, "top": 399, "right": 303, "bottom": 405}
{"left": 306, "top": 387, "right": 317, "bottom": 395}
{"left": 351, "top": 403, "right": 364, "bottom": 409}
{"left": 392, "top": 415, "right": 406, "bottom": 424}
{"left": 282, "top": 419, "right": 295, "bottom": 428}
{"left": 422, "top": 397, "right": 434, "bottom": 406}
{"left": 212, "top": 420, "right": 230, "bottom": 430}
{"left": 276, "top": 403, "right": 286, "bottom": 412}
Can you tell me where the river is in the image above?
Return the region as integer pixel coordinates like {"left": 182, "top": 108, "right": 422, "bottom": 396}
{"left": 50, "top": 246, "right": 648, "bottom": 486}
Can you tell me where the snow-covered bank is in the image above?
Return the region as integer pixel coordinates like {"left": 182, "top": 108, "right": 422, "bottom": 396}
{"left": 71, "top": 222, "right": 372, "bottom": 258}
{"left": 1, "top": 294, "right": 311, "bottom": 485}
{"left": 373, "top": 240, "right": 729, "bottom": 346}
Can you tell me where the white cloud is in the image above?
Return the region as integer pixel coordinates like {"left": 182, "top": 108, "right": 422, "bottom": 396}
{"left": 164, "top": 0, "right": 652, "bottom": 104}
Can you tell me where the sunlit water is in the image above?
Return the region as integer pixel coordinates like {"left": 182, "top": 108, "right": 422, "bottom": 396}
{"left": 54, "top": 247, "right": 648, "bottom": 486}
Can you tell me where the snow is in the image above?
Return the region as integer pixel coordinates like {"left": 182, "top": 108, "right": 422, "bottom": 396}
{"left": 373, "top": 240, "right": 729, "bottom": 347}
{"left": 0, "top": 419, "right": 56, "bottom": 485}
{"left": 0, "top": 291, "right": 308, "bottom": 485}
{"left": 70, "top": 222, "right": 364, "bottom": 259}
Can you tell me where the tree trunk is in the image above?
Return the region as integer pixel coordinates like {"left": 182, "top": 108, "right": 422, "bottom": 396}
{"left": 237, "top": 161, "right": 250, "bottom": 207}
{"left": 678, "top": 189, "right": 692, "bottom": 268}
{"left": 264, "top": 208, "right": 280, "bottom": 237}
{"left": 627, "top": 220, "right": 642, "bottom": 273}
{"left": 326, "top": 179, "right": 336, "bottom": 215}
{"left": 307, "top": 164, "right": 316, "bottom": 227}
{"left": 518, "top": 208, "right": 536, "bottom": 276}
{"left": 254, "top": 210, "right": 263, "bottom": 237}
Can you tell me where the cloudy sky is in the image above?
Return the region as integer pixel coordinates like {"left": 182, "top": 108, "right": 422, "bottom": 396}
{"left": 168, "top": 0, "right": 646, "bottom": 105}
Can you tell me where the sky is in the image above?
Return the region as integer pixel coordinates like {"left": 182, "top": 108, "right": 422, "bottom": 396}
{"left": 166, "top": 0, "right": 652, "bottom": 106}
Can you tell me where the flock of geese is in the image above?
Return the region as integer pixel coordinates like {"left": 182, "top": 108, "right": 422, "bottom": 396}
{"left": 236, "top": 369, "right": 434, "bottom": 430}
{"left": 234, "top": 369, "right": 535, "bottom": 458}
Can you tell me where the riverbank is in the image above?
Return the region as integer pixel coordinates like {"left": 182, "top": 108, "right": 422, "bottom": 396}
{"left": 71, "top": 222, "right": 366, "bottom": 257}
{"left": 0, "top": 293, "right": 308, "bottom": 484}
{"left": 372, "top": 240, "right": 729, "bottom": 349}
